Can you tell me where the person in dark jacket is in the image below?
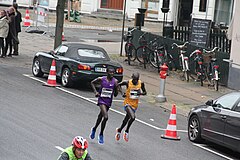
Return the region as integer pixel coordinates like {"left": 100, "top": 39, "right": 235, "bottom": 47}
{"left": 12, "top": 2, "right": 21, "bottom": 55}
{"left": 57, "top": 136, "right": 92, "bottom": 160}
{"left": 5, "top": 6, "right": 18, "bottom": 57}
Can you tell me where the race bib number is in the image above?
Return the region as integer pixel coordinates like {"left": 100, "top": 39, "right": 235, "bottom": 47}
{"left": 130, "top": 89, "right": 140, "bottom": 99}
{"left": 100, "top": 88, "right": 113, "bottom": 98}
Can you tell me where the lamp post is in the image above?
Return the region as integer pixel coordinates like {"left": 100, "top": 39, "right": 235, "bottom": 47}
{"left": 120, "top": 0, "right": 127, "bottom": 57}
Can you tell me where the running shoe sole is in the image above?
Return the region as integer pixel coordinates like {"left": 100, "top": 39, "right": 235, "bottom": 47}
{"left": 89, "top": 128, "right": 96, "bottom": 140}
{"left": 123, "top": 131, "right": 129, "bottom": 142}
{"left": 115, "top": 128, "right": 121, "bottom": 141}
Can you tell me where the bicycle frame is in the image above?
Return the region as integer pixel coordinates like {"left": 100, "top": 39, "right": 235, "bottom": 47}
{"left": 172, "top": 41, "right": 190, "bottom": 81}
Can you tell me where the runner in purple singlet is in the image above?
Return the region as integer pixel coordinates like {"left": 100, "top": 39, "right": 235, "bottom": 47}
{"left": 89, "top": 67, "right": 119, "bottom": 145}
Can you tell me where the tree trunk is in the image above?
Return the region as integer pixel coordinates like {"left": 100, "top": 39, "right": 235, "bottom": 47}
{"left": 54, "top": 0, "right": 66, "bottom": 49}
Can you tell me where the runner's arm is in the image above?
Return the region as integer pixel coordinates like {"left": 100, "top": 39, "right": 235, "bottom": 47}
{"left": 113, "top": 79, "right": 119, "bottom": 97}
{"left": 118, "top": 80, "right": 128, "bottom": 96}
{"left": 91, "top": 77, "right": 102, "bottom": 96}
{"left": 140, "top": 82, "right": 147, "bottom": 95}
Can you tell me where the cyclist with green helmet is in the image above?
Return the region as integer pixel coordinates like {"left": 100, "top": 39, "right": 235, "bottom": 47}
{"left": 57, "top": 136, "right": 92, "bottom": 160}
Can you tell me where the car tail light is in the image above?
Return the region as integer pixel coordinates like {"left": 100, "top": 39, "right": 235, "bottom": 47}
{"left": 213, "top": 65, "right": 219, "bottom": 69}
{"left": 116, "top": 67, "right": 123, "bottom": 74}
{"left": 78, "top": 64, "right": 91, "bottom": 70}
{"left": 198, "top": 61, "right": 203, "bottom": 65}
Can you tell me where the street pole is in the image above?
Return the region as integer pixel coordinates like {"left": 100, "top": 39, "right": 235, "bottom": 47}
{"left": 120, "top": 0, "right": 127, "bottom": 57}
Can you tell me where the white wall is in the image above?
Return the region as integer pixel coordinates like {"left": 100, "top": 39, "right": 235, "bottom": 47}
{"left": 81, "top": 0, "right": 98, "bottom": 13}
{"left": 227, "top": 0, "right": 240, "bottom": 89}
{"left": 157, "top": 0, "right": 176, "bottom": 23}
{"left": 192, "top": 0, "right": 215, "bottom": 20}
{"left": 229, "top": 0, "right": 240, "bottom": 67}
{"left": 126, "top": 0, "right": 141, "bottom": 19}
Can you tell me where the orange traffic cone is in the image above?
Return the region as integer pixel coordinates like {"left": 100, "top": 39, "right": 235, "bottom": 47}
{"left": 43, "top": 59, "right": 60, "bottom": 87}
{"left": 161, "top": 104, "right": 180, "bottom": 140}
{"left": 24, "top": 9, "right": 31, "bottom": 27}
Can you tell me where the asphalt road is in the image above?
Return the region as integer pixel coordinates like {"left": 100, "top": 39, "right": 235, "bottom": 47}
{"left": 1, "top": 62, "right": 239, "bottom": 160}
{"left": 0, "top": 28, "right": 239, "bottom": 159}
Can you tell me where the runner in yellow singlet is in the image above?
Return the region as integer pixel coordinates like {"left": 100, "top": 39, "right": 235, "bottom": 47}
{"left": 115, "top": 72, "right": 147, "bottom": 142}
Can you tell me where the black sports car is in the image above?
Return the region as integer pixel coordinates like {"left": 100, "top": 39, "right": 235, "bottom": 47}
{"left": 188, "top": 92, "right": 240, "bottom": 153}
{"left": 32, "top": 43, "right": 123, "bottom": 87}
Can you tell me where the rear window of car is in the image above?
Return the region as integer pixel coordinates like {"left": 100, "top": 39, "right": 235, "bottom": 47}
{"left": 78, "top": 49, "right": 107, "bottom": 59}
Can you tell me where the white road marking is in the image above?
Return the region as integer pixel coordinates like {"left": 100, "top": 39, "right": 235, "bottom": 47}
{"left": 88, "top": 97, "right": 124, "bottom": 102}
{"left": 25, "top": 74, "right": 233, "bottom": 158}
{"left": 55, "top": 146, "right": 64, "bottom": 152}
{"left": 23, "top": 74, "right": 187, "bottom": 133}
{"left": 192, "top": 143, "right": 235, "bottom": 160}
{"left": 88, "top": 98, "right": 142, "bottom": 103}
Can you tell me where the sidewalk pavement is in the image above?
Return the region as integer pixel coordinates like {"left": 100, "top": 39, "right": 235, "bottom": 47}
{"left": 9, "top": 7, "right": 163, "bottom": 33}
{"left": 0, "top": 6, "right": 236, "bottom": 117}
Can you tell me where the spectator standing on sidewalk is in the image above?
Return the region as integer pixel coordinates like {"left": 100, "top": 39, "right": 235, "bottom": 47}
{"left": 115, "top": 72, "right": 147, "bottom": 142}
{"left": 12, "top": 2, "right": 22, "bottom": 56}
{"left": 89, "top": 67, "right": 119, "bottom": 145}
{"left": 5, "top": 6, "right": 18, "bottom": 57}
{"left": 0, "top": 10, "right": 9, "bottom": 58}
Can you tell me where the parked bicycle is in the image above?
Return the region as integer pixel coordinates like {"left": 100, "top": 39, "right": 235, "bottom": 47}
{"left": 151, "top": 44, "right": 176, "bottom": 72}
{"left": 124, "top": 28, "right": 137, "bottom": 65}
{"left": 190, "top": 49, "right": 206, "bottom": 86}
{"left": 203, "top": 47, "right": 220, "bottom": 91}
{"left": 136, "top": 33, "right": 157, "bottom": 69}
{"left": 171, "top": 42, "right": 190, "bottom": 81}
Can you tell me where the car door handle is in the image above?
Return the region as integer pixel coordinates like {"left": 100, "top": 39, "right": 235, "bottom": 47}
{"left": 221, "top": 115, "right": 227, "bottom": 119}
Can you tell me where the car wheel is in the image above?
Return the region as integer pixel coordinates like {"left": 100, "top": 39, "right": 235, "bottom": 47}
{"left": 61, "top": 68, "right": 73, "bottom": 87}
{"left": 188, "top": 115, "right": 203, "bottom": 142}
{"left": 32, "top": 58, "right": 44, "bottom": 77}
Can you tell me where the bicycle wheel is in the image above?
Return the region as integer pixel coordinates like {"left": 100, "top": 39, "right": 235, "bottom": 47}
{"left": 184, "top": 71, "right": 190, "bottom": 82}
{"left": 136, "top": 46, "right": 151, "bottom": 64}
{"left": 149, "top": 51, "right": 163, "bottom": 68}
{"left": 167, "top": 54, "right": 176, "bottom": 71}
{"left": 128, "top": 45, "right": 137, "bottom": 62}
{"left": 124, "top": 43, "right": 128, "bottom": 57}
{"left": 213, "top": 80, "right": 219, "bottom": 91}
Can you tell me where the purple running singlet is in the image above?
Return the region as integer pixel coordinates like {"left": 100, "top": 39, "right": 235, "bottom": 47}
{"left": 97, "top": 76, "right": 116, "bottom": 107}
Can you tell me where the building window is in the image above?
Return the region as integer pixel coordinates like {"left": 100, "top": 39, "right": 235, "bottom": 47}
{"left": 214, "top": 0, "right": 234, "bottom": 26}
{"left": 199, "top": 0, "right": 207, "bottom": 12}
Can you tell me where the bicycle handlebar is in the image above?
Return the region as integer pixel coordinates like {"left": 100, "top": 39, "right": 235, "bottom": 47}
{"left": 189, "top": 50, "right": 197, "bottom": 58}
{"left": 149, "top": 37, "right": 158, "bottom": 46}
{"left": 203, "top": 47, "right": 220, "bottom": 54}
{"left": 139, "top": 32, "right": 148, "bottom": 40}
{"left": 128, "top": 28, "right": 135, "bottom": 34}
{"left": 171, "top": 41, "right": 189, "bottom": 49}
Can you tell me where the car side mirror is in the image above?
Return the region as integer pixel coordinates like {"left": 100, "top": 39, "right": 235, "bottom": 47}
{"left": 205, "top": 100, "right": 213, "bottom": 106}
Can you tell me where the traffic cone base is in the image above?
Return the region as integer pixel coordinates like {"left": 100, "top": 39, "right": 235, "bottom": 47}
{"left": 161, "top": 134, "right": 180, "bottom": 140}
{"left": 43, "top": 59, "right": 60, "bottom": 87}
{"left": 161, "top": 104, "right": 180, "bottom": 141}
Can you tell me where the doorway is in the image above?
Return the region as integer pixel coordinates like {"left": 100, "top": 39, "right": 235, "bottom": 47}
{"left": 100, "top": 0, "right": 124, "bottom": 10}
{"left": 178, "top": 0, "right": 193, "bottom": 26}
